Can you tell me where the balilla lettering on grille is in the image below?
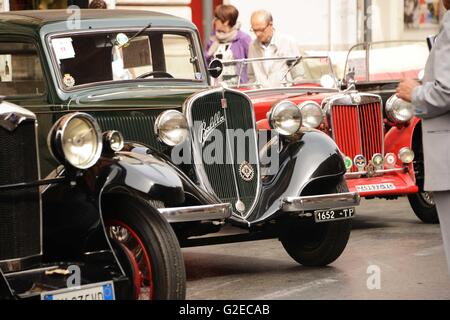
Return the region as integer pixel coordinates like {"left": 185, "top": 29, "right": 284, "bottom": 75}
{"left": 173, "top": 125, "right": 279, "bottom": 168}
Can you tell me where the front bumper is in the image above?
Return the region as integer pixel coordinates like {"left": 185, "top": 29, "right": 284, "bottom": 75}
{"left": 281, "top": 192, "right": 361, "bottom": 212}
{"left": 159, "top": 203, "right": 232, "bottom": 223}
{"left": 345, "top": 168, "right": 418, "bottom": 197}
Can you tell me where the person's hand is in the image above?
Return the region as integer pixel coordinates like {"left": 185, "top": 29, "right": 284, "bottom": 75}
{"left": 396, "top": 79, "right": 420, "bottom": 102}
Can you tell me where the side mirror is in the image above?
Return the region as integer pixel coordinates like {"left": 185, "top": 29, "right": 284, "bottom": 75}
{"left": 208, "top": 59, "right": 223, "bottom": 79}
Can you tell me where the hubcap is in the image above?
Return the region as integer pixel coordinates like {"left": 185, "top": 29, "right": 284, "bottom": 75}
{"left": 420, "top": 192, "right": 435, "bottom": 206}
{"left": 107, "top": 223, "right": 153, "bottom": 300}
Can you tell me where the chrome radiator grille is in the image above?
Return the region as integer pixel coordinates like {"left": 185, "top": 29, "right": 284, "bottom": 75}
{"left": 0, "top": 120, "right": 41, "bottom": 262}
{"left": 330, "top": 100, "right": 383, "bottom": 171}
{"left": 187, "top": 89, "right": 260, "bottom": 219}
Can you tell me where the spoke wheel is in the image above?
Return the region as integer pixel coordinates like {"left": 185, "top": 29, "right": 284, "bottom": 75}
{"left": 103, "top": 195, "right": 186, "bottom": 300}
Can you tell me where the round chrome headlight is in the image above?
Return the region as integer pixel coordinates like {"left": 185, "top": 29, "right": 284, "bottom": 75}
{"left": 386, "top": 95, "right": 414, "bottom": 124}
{"left": 103, "top": 130, "right": 125, "bottom": 153}
{"left": 398, "top": 147, "right": 415, "bottom": 164}
{"left": 155, "top": 110, "right": 189, "bottom": 146}
{"left": 298, "top": 101, "right": 324, "bottom": 129}
{"left": 268, "top": 101, "right": 302, "bottom": 136}
{"left": 48, "top": 113, "right": 103, "bottom": 170}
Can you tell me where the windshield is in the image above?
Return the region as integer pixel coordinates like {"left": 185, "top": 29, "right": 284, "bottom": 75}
{"left": 49, "top": 29, "right": 205, "bottom": 89}
{"left": 219, "top": 56, "right": 337, "bottom": 89}
{"left": 343, "top": 41, "right": 429, "bottom": 82}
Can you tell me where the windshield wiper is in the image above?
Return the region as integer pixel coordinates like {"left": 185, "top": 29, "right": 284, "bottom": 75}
{"left": 282, "top": 56, "right": 302, "bottom": 82}
{"left": 117, "top": 23, "right": 152, "bottom": 48}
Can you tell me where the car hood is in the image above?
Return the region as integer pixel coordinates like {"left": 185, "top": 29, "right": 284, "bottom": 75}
{"left": 68, "top": 85, "right": 208, "bottom": 110}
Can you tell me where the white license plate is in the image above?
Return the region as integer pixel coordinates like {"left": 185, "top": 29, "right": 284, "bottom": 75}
{"left": 41, "top": 281, "right": 115, "bottom": 300}
{"left": 314, "top": 208, "right": 355, "bottom": 223}
{"left": 356, "top": 183, "right": 396, "bottom": 192}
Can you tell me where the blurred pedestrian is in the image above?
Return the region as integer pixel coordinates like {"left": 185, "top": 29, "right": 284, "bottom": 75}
{"left": 396, "top": 0, "right": 450, "bottom": 277}
{"left": 206, "top": 4, "right": 251, "bottom": 85}
{"left": 248, "top": 9, "right": 302, "bottom": 88}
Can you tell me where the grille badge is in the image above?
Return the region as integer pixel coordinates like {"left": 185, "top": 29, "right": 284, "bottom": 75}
{"left": 239, "top": 161, "right": 255, "bottom": 182}
{"left": 236, "top": 200, "right": 246, "bottom": 214}
{"left": 354, "top": 155, "right": 367, "bottom": 172}
{"left": 351, "top": 93, "right": 362, "bottom": 104}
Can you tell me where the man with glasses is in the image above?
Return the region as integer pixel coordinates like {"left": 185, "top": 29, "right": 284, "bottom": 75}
{"left": 248, "top": 10, "right": 302, "bottom": 88}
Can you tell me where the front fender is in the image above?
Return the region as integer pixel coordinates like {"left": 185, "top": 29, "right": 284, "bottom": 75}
{"left": 385, "top": 117, "right": 421, "bottom": 182}
{"left": 96, "top": 152, "right": 185, "bottom": 206}
{"left": 385, "top": 117, "right": 421, "bottom": 154}
{"left": 249, "top": 130, "right": 346, "bottom": 223}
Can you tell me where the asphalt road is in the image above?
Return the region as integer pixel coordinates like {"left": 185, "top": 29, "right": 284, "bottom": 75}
{"left": 183, "top": 197, "right": 450, "bottom": 300}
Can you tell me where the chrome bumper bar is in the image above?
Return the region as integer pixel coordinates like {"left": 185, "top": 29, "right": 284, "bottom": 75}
{"left": 282, "top": 192, "right": 361, "bottom": 212}
{"left": 345, "top": 167, "right": 407, "bottom": 178}
{"left": 159, "top": 203, "right": 232, "bottom": 223}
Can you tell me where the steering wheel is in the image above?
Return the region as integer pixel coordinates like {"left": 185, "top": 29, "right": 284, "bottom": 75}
{"left": 136, "top": 71, "right": 174, "bottom": 79}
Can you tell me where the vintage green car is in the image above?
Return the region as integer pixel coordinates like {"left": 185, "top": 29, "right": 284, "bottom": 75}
{"left": 0, "top": 9, "right": 360, "bottom": 299}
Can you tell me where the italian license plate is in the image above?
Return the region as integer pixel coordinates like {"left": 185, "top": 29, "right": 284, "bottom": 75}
{"left": 356, "top": 183, "right": 396, "bottom": 192}
{"left": 314, "top": 208, "right": 355, "bottom": 223}
{"left": 41, "top": 281, "right": 115, "bottom": 300}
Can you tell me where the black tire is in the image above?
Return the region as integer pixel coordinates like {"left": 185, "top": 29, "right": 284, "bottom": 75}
{"left": 409, "top": 126, "right": 439, "bottom": 224}
{"left": 104, "top": 195, "right": 186, "bottom": 300}
{"left": 408, "top": 192, "right": 439, "bottom": 224}
{"left": 279, "top": 180, "right": 352, "bottom": 267}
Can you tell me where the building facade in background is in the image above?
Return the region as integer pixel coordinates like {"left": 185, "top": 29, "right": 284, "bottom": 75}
{"left": 0, "top": 0, "right": 442, "bottom": 51}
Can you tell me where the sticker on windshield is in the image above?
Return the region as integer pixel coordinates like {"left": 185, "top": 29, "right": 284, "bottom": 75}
{"left": 63, "top": 74, "right": 75, "bottom": 88}
{"left": 52, "top": 38, "right": 75, "bottom": 60}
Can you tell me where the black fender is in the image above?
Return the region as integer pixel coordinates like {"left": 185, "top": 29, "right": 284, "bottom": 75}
{"left": 96, "top": 151, "right": 185, "bottom": 206}
{"left": 41, "top": 177, "right": 118, "bottom": 262}
{"left": 97, "top": 143, "right": 219, "bottom": 207}
{"left": 248, "top": 130, "right": 346, "bottom": 224}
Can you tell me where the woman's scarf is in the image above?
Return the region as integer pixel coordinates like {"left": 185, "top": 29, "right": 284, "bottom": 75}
{"left": 207, "top": 23, "right": 240, "bottom": 58}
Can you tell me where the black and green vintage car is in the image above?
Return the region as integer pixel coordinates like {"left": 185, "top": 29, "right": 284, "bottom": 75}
{"left": 0, "top": 9, "right": 359, "bottom": 299}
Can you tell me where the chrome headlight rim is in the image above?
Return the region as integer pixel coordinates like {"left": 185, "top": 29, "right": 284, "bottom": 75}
{"left": 298, "top": 101, "right": 324, "bottom": 129}
{"left": 386, "top": 95, "right": 414, "bottom": 124}
{"left": 103, "top": 130, "right": 125, "bottom": 153}
{"left": 398, "top": 147, "right": 415, "bottom": 164}
{"left": 268, "top": 100, "right": 302, "bottom": 136}
{"left": 154, "top": 110, "right": 189, "bottom": 147}
{"left": 47, "top": 112, "right": 103, "bottom": 170}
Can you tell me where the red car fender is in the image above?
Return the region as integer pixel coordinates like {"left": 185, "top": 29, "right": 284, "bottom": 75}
{"left": 256, "top": 119, "right": 270, "bottom": 131}
{"left": 384, "top": 116, "right": 422, "bottom": 183}
{"left": 384, "top": 117, "right": 421, "bottom": 153}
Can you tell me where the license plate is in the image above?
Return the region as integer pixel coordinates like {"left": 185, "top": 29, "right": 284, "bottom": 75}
{"left": 41, "top": 281, "right": 115, "bottom": 300}
{"left": 356, "top": 183, "right": 396, "bottom": 192}
{"left": 314, "top": 208, "right": 355, "bottom": 223}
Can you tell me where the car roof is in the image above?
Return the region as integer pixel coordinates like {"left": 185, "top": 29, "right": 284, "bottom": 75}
{"left": 0, "top": 9, "right": 197, "bottom": 32}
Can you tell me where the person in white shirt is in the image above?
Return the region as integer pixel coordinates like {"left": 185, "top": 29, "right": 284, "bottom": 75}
{"left": 248, "top": 10, "right": 302, "bottom": 88}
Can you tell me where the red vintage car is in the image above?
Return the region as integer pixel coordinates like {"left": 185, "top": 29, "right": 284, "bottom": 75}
{"left": 215, "top": 40, "right": 436, "bottom": 223}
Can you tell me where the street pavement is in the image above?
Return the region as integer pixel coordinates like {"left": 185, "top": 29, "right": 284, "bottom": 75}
{"left": 184, "top": 198, "right": 450, "bottom": 300}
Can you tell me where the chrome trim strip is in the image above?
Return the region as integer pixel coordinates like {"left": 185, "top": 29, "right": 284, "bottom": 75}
{"left": 35, "top": 119, "right": 44, "bottom": 261}
{"left": 345, "top": 167, "right": 407, "bottom": 178}
{"left": 4, "top": 266, "right": 60, "bottom": 278}
{"left": 282, "top": 192, "right": 361, "bottom": 212}
{"left": 0, "top": 254, "right": 42, "bottom": 273}
{"left": 245, "top": 87, "right": 339, "bottom": 97}
{"left": 159, "top": 203, "right": 232, "bottom": 223}
{"left": 183, "top": 87, "right": 262, "bottom": 221}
